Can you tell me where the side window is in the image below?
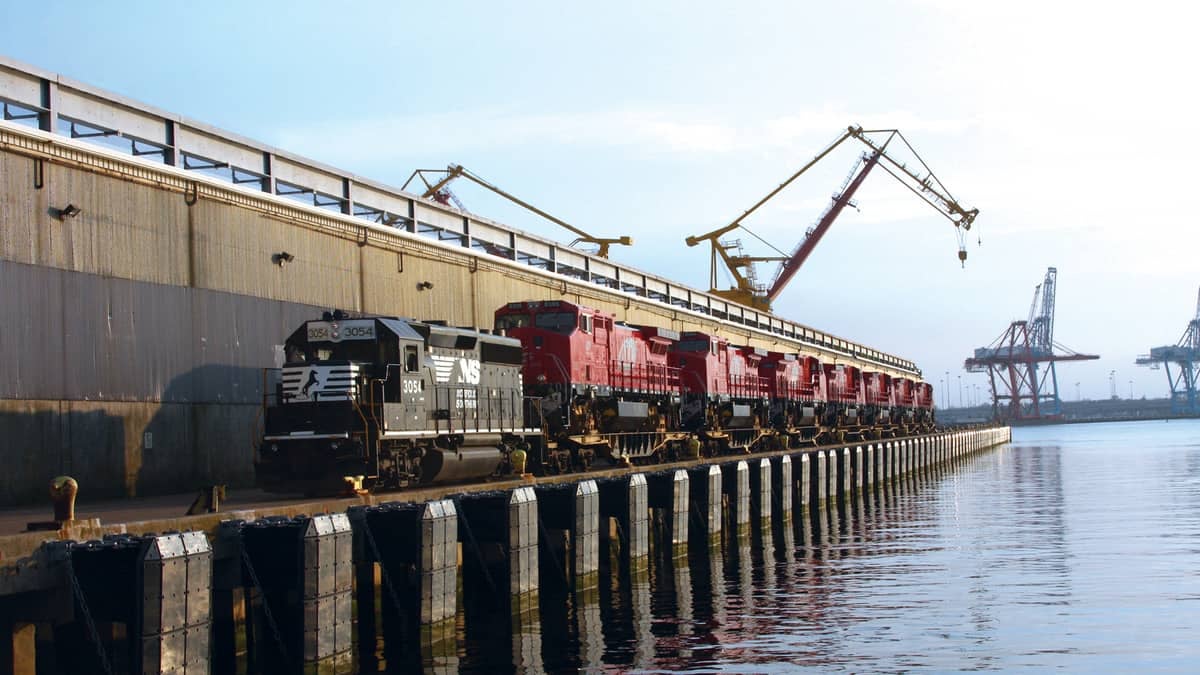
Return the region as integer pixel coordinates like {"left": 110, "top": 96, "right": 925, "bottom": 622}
{"left": 580, "top": 314, "right": 593, "bottom": 334}
{"left": 404, "top": 345, "right": 419, "bottom": 372}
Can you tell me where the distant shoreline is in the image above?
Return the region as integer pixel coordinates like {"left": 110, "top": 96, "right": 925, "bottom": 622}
{"left": 1009, "top": 415, "right": 1199, "bottom": 427}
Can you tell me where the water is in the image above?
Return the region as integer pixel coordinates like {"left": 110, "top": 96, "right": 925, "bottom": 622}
{"left": 339, "top": 421, "right": 1200, "bottom": 672}
{"left": 485, "top": 421, "right": 1199, "bottom": 673}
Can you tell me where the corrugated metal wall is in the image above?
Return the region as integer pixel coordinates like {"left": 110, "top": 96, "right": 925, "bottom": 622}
{"left": 0, "top": 142, "right": 864, "bottom": 505}
{"left": 0, "top": 260, "right": 317, "bottom": 403}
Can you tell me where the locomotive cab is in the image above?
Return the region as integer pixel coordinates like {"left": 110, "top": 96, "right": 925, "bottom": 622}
{"left": 495, "top": 300, "right": 597, "bottom": 432}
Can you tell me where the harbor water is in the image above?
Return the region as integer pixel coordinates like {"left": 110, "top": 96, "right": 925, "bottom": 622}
{"left": 431, "top": 420, "right": 1200, "bottom": 673}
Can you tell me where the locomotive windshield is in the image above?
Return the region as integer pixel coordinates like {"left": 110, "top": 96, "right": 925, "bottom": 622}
{"left": 284, "top": 338, "right": 388, "bottom": 365}
{"left": 494, "top": 313, "right": 532, "bottom": 332}
{"left": 534, "top": 311, "right": 577, "bottom": 334}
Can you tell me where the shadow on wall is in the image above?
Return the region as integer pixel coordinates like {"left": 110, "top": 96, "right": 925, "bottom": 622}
{"left": 135, "top": 363, "right": 266, "bottom": 503}
{"left": 0, "top": 406, "right": 125, "bottom": 506}
{"left": 0, "top": 364, "right": 264, "bottom": 507}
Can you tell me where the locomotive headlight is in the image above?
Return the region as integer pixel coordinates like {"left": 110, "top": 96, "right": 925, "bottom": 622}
{"left": 270, "top": 443, "right": 279, "bottom": 453}
{"left": 537, "top": 374, "right": 547, "bottom": 383}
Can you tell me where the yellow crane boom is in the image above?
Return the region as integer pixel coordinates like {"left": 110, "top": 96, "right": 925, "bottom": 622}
{"left": 402, "top": 164, "right": 633, "bottom": 258}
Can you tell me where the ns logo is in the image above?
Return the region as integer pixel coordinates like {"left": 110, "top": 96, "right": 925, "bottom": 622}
{"left": 431, "top": 354, "right": 481, "bottom": 385}
{"left": 455, "top": 358, "right": 481, "bottom": 385}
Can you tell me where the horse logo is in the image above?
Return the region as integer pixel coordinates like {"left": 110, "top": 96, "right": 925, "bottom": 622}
{"left": 302, "top": 368, "right": 321, "bottom": 397}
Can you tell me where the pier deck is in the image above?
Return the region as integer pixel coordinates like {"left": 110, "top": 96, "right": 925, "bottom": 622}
{"left": 0, "top": 428, "right": 1009, "bottom": 674}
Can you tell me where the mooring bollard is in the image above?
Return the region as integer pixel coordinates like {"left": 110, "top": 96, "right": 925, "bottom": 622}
{"left": 50, "top": 476, "right": 77, "bottom": 522}
{"left": 27, "top": 476, "right": 81, "bottom": 532}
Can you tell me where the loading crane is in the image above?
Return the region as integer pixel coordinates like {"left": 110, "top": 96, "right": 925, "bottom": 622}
{"left": 965, "top": 267, "right": 1099, "bottom": 422}
{"left": 402, "top": 164, "right": 633, "bottom": 258}
{"left": 684, "top": 125, "right": 979, "bottom": 312}
{"left": 1136, "top": 288, "right": 1200, "bottom": 415}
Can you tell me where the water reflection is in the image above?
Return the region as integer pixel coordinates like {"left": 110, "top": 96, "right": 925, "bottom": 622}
{"left": 333, "top": 423, "right": 1200, "bottom": 671}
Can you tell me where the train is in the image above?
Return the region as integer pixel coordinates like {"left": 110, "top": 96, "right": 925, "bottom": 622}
{"left": 255, "top": 302, "right": 935, "bottom": 494}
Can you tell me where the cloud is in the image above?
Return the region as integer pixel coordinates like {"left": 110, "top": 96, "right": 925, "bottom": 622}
{"left": 271, "top": 104, "right": 976, "bottom": 167}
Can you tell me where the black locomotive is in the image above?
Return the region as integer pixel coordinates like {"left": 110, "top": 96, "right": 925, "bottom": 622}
{"left": 255, "top": 312, "right": 538, "bottom": 494}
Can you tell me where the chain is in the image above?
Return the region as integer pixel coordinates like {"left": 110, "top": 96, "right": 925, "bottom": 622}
{"left": 537, "top": 515, "right": 569, "bottom": 585}
{"left": 240, "top": 545, "right": 289, "bottom": 663}
{"left": 453, "top": 498, "right": 497, "bottom": 594}
{"left": 361, "top": 519, "right": 406, "bottom": 614}
{"left": 66, "top": 556, "right": 114, "bottom": 675}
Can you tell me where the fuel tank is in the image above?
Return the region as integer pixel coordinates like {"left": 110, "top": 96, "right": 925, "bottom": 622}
{"left": 723, "top": 403, "right": 755, "bottom": 429}
{"left": 797, "top": 405, "right": 817, "bottom": 426}
{"left": 421, "top": 446, "right": 505, "bottom": 484}
{"left": 600, "top": 400, "right": 652, "bottom": 432}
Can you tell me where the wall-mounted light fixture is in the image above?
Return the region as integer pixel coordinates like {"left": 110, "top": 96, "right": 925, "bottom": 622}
{"left": 58, "top": 204, "right": 81, "bottom": 219}
{"left": 271, "top": 251, "right": 295, "bottom": 266}
{"left": 416, "top": 281, "right": 434, "bottom": 291}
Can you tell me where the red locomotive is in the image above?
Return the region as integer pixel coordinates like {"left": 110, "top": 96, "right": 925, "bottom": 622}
{"left": 759, "top": 352, "right": 824, "bottom": 440}
{"left": 494, "top": 301, "right": 682, "bottom": 471}
{"left": 495, "top": 300, "right": 936, "bottom": 474}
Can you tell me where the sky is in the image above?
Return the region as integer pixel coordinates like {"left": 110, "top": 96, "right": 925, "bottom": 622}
{"left": 2, "top": 0, "right": 1197, "bottom": 404}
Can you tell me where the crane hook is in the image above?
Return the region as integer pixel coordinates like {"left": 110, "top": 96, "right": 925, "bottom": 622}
{"left": 958, "top": 248, "right": 968, "bottom": 268}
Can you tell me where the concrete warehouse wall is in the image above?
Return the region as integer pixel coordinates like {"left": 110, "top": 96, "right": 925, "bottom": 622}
{"left": 0, "top": 140, "right": 905, "bottom": 505}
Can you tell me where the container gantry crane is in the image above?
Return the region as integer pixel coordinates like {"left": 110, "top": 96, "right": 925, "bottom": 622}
{"left": 402, "top": 164, "right": 633, "bottom": 259}
{"left": 965, "top": 267, "right": 1100, "bottom": 422}
{"left": 1136, "top": 288, "right": 1200, "bottom": 415}
{"left": 684, "top": 125, "right": 979, "bottom": 313}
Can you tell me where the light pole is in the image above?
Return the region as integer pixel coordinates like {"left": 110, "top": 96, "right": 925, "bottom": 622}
{"left": 945, "top": 370, "right": 950, "bottom": 409}
{"left": 1129, "top": 380, "right": 1133, "bottom": 400}
{"left": 1075, "top": 381, "right": 1081, "bottom": 401}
